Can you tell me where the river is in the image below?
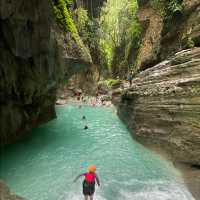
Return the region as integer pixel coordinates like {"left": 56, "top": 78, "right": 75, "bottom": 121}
{"left": 0, "top": 105, "right": 195, "bottom": 200}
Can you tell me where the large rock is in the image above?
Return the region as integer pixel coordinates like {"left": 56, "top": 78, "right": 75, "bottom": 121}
{"left": 0, "top": 0, "right": 91, "bottom": 144}
{"left": 113, "top": 48, "right": 200, "bottom": 166}
{"left": 0, "top": 181, "right": 24, "bottom": 200}
{"left": 137, "top": 0, "right": 164, "bottom": 70}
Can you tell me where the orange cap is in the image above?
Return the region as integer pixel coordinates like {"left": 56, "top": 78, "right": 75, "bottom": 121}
{"left": 88, "top": 165, "right": 96, "bottom": 173}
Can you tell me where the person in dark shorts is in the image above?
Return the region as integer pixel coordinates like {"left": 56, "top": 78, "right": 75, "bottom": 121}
{"left": 74, "top": 165, "right": 100, "bottom": 200}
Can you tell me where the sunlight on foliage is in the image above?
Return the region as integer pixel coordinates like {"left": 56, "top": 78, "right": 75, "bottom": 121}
{"left": 52, "top": 0, "right": 91, "bottom": 62}
{"left": 53, "top": 0, "right": 78, "bottom": 34}
{"left": 151, "top": 0, "right": 183, "bottom": 16}
{"left": 74, "top": 7, "right": 89, "bottom": 35}
{"left": 99, "top": 0, "right": 139, "bottom": 72}
{"left": 98, "top": 78, "right": 121, "bottom": 87}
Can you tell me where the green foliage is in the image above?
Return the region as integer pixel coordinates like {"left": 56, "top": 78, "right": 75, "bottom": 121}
{"left": 53, "top": 0, "right": 78, "bottom": 34}
{"left": 99, "top": 40, "right": 113, "bottom": 70}
{"left": 125, "top": 20, "right": 141, "bottom": 62}
{"left": 53, "top": 0, "right": 91, "bottom": 62}
{"left": 65, "top": 0, "right": 74, "bottom": 5}
{"left": 106, "top": 79, "right": 121, "bottom": 86}
{"left": 98, "top": 79, "right": 121, "bottom": 87}
{"left": 99, "top": 0, "right": 140, "bottom": 74}
{"left": 187, "top": 37, "right": 195, "bottom": 48}
{"left": 150, "top": 0, "right": 165, "bottom": 15}
{"left": 74, "top": 7, "right": 89, "bottom": 35}
{"left": 168, "top": 0, "right": 183, "bottom": 13}
{"left": 151, "top": 0, "right": 183, "bottom": 17}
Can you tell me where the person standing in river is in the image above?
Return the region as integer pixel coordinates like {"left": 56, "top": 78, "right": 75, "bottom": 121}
{"left": 74, "top": 165, "right": 100, "bottom": 200}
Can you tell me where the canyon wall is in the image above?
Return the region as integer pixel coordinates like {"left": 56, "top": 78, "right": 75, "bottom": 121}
{"left": 136, "top": 0, "right": 200, "bottom": 70}
{"left": 114, "top": 48, "right": 200, "bottom": 166}
{"left": 113, "top": 0, "right": 200, "bottom": 166}
{"left": 0, "top": 0, "right": 91, "bottom": 144}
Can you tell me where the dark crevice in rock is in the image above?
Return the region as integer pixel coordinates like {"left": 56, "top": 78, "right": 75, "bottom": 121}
{"left": 191, "top": 164, "right": 200, "bottom": 170}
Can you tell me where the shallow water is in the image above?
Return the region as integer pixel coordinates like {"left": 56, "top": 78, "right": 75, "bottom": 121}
{"left": 0, "top": 105, "right": 195, "bottom": 200}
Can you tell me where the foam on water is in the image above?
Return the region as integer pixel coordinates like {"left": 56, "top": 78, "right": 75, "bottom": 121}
{"left": 0, "top": 105, "right": 195, "bottom": 200}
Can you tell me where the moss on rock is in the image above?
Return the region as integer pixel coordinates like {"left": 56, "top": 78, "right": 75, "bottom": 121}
{"left": 53, "top": 0, "right": 92, "bottom": 62}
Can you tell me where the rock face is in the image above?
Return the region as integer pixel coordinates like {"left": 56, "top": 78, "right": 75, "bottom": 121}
{"left": 0, "top": 181, "right": 24, "bottom": 200}
{"left": 76, "top": 0, "right": 105, "bottom": 17}
{"left": 0, "top": 0, "right": 91, "bottom": 144}
{"left": 137, "top": 0, "right": 200, "bottom": 70}
{"left": 137, "top": 0, "right": 164, "bottom": 70}
{"left": 113, "top": 48, "right": 200, "bottom": 166}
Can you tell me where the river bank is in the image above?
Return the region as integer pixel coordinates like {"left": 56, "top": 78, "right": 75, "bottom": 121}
{"left": 131, "top": 139, "right": 200, "bottom": 200}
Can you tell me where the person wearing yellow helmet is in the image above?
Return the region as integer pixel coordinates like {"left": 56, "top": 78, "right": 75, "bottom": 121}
{"left": 74, "top": 165, "right": 100, "bottom": 200}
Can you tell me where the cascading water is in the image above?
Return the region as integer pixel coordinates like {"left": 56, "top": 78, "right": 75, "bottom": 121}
{"left": 0, "top": 105, "right": 195, "bottom": 200}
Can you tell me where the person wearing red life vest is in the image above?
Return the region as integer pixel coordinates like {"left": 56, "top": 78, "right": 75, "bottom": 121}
{"left": 74, "top": 165, "right": 100, "bottom": 200}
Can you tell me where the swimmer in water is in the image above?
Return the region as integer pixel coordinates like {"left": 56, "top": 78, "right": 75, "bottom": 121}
{"left": 74, "top": 165, "right": 100, "bottom": 200}
{"left": 84, "top": 125, "right": 88, "bottom": 130}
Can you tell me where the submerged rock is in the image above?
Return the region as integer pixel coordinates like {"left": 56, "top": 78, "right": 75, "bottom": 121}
{"left": 0, "top": 181, "right": 24, "bottom": 200}
{"left": 114, "top": 48, "right": 200, "bottom": 166}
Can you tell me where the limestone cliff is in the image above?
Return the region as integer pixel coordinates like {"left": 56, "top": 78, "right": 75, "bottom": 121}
{"left": 0, "top": 0, "right": 91, "bottom": 144}
{"left": 113, "top": 48, "right": 200, "bottom": 166}
{"left": 136, "top": 0, "right": 200, "bottom": 70}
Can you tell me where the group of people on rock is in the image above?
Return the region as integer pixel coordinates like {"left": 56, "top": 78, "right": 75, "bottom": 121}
{"left": 75, "top": 90, "right": 111, "bottom": 107}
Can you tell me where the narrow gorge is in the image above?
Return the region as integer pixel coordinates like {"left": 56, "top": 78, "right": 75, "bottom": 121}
{"left": 0, "top": 0, "right": 199, "bottom": 199}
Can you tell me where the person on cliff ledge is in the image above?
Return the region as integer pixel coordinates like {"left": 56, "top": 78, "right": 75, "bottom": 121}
{"left": 74, "top": 165, "right": 100, "bottom": 200}
{"left": 127, "top": 71, "right": 134, "bottom": 87}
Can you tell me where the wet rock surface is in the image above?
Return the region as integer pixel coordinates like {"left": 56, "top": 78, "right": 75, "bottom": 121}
{"left": 114, "top": 48, "right": 200, "bottom": 166}
{"left": 0, "top": 181, "right": 24, "bottom": 200}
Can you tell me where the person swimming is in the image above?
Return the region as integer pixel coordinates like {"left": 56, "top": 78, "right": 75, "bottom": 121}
{"left": 82, "top": 116, "right": 86, "bottom": 120}
{"left": 84, "top": 125, "right": 88, "bottom": 130}
{"left": 74, "top": 165, "right": 100, "bottom": 200}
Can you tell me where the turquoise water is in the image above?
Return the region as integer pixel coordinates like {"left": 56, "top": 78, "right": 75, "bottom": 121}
{"left": 0, "top": 105, "right": 194, "bottom": 200}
